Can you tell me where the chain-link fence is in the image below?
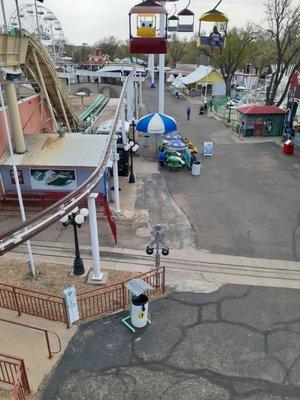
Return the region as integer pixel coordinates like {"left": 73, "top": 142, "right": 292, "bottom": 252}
{"left": 213, "top": 96, "right": 240, "bottom": 132}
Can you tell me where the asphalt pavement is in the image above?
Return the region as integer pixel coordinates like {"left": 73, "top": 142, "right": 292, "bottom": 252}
{"left": 41, "top": 284, "right": 300, "bottom": 399}
{"left": 140, "top": 86, "right": 300, "bottom": 261}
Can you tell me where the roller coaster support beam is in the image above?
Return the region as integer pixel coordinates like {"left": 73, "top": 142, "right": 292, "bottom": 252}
{"left": 87, "top": 193, "right": 103, "bottom": 281}
{"left": 126, "top": 75, "right": 135, "bottom": 120}
{"left": 158, "top": 5, "right": 165, "bottom": 113}
{"left": 55, "top": 85, "right": 72, "bottom": 132}
{"left": 32, "top": 49, "right": 58, "bottom": 132}
{"left": 1, "top": 0, "right": 8, "bottom": 33}
{"left": 4, "top": 83, "right": 26, "bottom": 154}
{"left": 0, "top": 84, "right": 36, "bottom": 276}
{"left": 112, "top": 140, "right": 121, "bottom": 215}
{"left": 120, "top": 100, "right": 127, "bottom": 145}
{"left": 149, "top": 54, "right": 155, "bottom": 87}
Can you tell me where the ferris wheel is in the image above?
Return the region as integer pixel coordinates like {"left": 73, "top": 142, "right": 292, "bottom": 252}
{"left": 9, "top": 3, "right": 65, "bottom": 62}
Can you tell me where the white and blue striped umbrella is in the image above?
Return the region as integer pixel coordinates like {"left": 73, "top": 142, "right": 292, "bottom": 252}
{"left": 136, "top": 113, "right": 177, "bottom": 134}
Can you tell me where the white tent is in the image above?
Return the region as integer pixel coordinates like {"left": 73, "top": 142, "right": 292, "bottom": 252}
{"left": 172, "top": 78, "right": 186, "bottom": 89}
{"left": 167, "top": 74, "right": 175, "bottom": 83}
{"left": 171, "top": 73, "right": 183, "bottom": 87}
{"left": 181, "top": 65, "right": 213, "bottom": 85}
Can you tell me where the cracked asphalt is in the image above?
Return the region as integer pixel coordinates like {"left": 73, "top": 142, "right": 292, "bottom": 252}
{"left": 41, "top": 284, "right": 300, "bottom": 399}
{"left": 140, "top": 87, "right": 300, "bottom": 260}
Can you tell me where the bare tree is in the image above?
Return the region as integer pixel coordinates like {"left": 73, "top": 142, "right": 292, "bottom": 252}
{"left": 264, "top": 0, "right": 300, "bottom": 105}
{"left": 167, "top": 33, "right": 187, "bottom": 67}
{"left": 94, "top": 36, "right": 123, "bottom": 61}
{"left": 208, "top": 26, "right": 257, "bottom": 96}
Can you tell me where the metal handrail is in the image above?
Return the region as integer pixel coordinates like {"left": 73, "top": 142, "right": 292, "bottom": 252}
{"left": 0, "top": 352, "right": 30, "bottom": 394}
{"left": 0, "top": 70, "right": 134, "bottom": 255}
{"left": 0, "top": 318, "right": 62, "bottom": 359}
{"left": 0, "top": 281, "right": 64, "bottom": 300}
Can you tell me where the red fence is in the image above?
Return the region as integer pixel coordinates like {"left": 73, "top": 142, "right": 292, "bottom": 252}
{"left": 0, "top": 192, "right": 117, "bottom": 243}
{"left": 77, "top": 267, "right": 165, "bottom": 320}
{"left": 0, "top": 283, "right": 68, "bottom": 325}
{"left": 0, "top": 267, "right": 165, "bottom": 326}
{"left": 0, "top": 353, "right": 30, "bottom": 399}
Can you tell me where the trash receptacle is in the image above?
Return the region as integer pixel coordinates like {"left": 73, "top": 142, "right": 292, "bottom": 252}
{"left": 131, "top": 294, "right": 149, "bottom": 328}
{"left": 283, "top": 140, "right": 294, "bottom": 155}
{"left": 191, "top": 161, "right": 201, "bottom": 176}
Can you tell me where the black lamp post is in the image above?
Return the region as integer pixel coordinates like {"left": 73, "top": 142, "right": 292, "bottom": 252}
{"left": 146, "top": 224, "right": 169, "bottom": 268}
{"left": 125, "top": 119, "right": 139, "bottom": 184}
{"left": 131, "top": 118, "right": 136, "bottom": 142}
{"left": 60, "top": 207, "right": 89, "bottom": 276}
{"left": 227, "top": 100, "right": 235, "bottom": 123}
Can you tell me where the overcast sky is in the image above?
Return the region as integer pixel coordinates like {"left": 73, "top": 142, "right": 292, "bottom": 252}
{"left": 2, "top": 0, "right": 267, "bottom": 45}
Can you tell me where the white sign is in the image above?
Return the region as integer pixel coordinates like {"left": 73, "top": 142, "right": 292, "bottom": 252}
{"left": 63, "top": 285, "right": 79, "bottom": 325}
{"left": 203, "top": 141, "right": 213, "bottom": 157}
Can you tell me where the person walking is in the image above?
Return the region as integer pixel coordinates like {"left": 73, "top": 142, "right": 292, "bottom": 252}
{"left": 209, "top": 98, "right": 214, "bottom": 112}
{"left": 186, "top": 106, "right": 191, "bottom": 121}
{"left": 204, "top": 101, "right": 208, "bottom": 115}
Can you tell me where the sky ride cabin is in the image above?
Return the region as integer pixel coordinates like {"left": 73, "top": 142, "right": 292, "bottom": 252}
{"left": 129, "top": 0, "right": 168, "bottom": 54}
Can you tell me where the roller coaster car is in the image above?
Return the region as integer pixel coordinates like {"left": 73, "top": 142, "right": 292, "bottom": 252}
{"left": 129, "top": 0, "right": 168, "bottom": 54}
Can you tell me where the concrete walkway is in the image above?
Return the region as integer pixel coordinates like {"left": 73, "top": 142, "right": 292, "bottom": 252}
{"left": 41, "top": 284, "right": 300, "bottom": 399}
{"left": 0, "top": 308, "right": 76, "bottom": 394}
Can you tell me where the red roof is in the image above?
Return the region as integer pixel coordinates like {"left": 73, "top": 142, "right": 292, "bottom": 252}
{"left": 237, "top": 104, "right": 286, "bottom": 115}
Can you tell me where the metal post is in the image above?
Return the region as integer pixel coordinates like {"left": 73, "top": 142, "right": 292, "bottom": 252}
{"left": 87, "top": 194, "right": 103, "bottom": 280}
{"left": 134, "top": 81, "right": 139, "bottom": 119}
{"left": 112, "top": 141, "right": 121, "bottom": 214}
{"left": 0, "top": 85, "right": 36, "bottom": 276}
{"left": 1, "top": 0, "right": 7, "bottom": 33}
{"left": 32, "top": 49, "right": 58, "bottom": 132}
{"left": 126, "top": 77, "right": 134, "bottom": 120}
{"left": 72, "top": 218, "right": 85, "bottom": 276}
{"left": 12, "top": 286, "right": 21, "bottom": 316}
{"left": 14, "top": 0, "right": 22, "bottom": 31}
{"left": 155, "top": 242, "right": 160, "bottom": 268}
{"left": 139, "top": 74, "right": 143, "bottom": 108}
{"left": 45, "top": 331, "right": 52, "bottom": 359}
{"left": 204, "top": 55, "right": 209, "bottom": 100}
{"left": 120, "top": 100, "right": 127, "bottom": 145}
{"left": 149, "top": 54, "right": 155, "bottom": 87}
{"left": 3, "top": 83, "right": 26, "bottom": 153}
{"left": 158, "top": 9, "right": 165, "bottom": 113}
{"left": 227, "top": 105, "right": 231, "bottom": 123}
{"left": 129, "top": 147, "right": 135, "bottom": 184}
{"left": 33, "top": 0, "right": 41, "bottom": 40}
{"left": 132, "top": 119, "right": 136, "bottom": 142}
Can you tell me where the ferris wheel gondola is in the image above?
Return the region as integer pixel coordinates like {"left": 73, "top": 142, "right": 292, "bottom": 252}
{"left": 9, "top": 3, "right": 65, "bottom": 62}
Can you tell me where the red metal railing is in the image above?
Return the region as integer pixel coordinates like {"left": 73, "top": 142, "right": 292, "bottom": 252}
{"left": 99, "top": 194, "right": 117, "bottom": 244}
{"left": 0, "top": 267, "right": 165, "bottom": 326}
{"left": 0, "top": 283, "right": 68, "bottom": 325}
{"left": 0, "top": 318, "right": 61, "bottom": 359}
{"left": 0, "top": 353, "right": 30, "bottom": 399}
{"left": 0, "top": 192, "right": 117, "bottom": 244}
{"left": 77, "top": 267, "right": 165, "bottom": 321}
